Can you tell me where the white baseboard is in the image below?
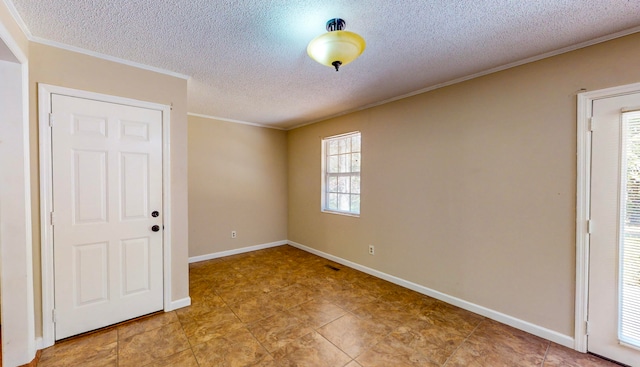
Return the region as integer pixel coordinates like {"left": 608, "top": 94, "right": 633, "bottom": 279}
{"left": 188, "top": 240, "right": 288, "bottom": 263}
{"left": 35, "top": 336, "right": 44, "bottom": 350}
{"left": 288, "top": 240, "right": 574, "bottom": 349}
{"left": 167, "top": 297, "right": 191, "bottom": 311}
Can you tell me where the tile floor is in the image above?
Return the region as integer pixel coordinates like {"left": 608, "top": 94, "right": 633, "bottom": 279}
{"left": 36, "top": 245, "right": 620, "bottom": 367}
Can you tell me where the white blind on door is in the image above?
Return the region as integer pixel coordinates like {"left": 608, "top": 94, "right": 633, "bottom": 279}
{"left": 619, "top": 110, "right": 640, "bottom": 347}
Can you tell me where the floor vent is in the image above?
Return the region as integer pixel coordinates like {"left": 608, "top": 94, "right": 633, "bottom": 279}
{"left": 325, "top": 264, "right": 341, "bottom": 271}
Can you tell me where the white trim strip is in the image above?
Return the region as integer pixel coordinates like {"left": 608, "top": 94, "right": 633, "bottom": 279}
{"left": 161, "top": 98, "right": 174, "bottom": 314}
{"left": 575, "top": 88, "right": 594, "bottom": 353}
{"left": 34, "top": 337, "right": 44, "bottom": 351}
{"left": 38, "top": 84, "right": 55, "bottom": 349}
{"left": 188, "top": 240, "right": 288, "bottom": 263}
{"left": 0, "top": 9, "right": 27, "bottom": 63}
{"left": 288, "top": 240, "right": 574, "bottom": 349}
{"left": 167, "top": 297, "right": 191, "bottom": 311}
{"left": 187, "top": 112, "right": 286, "bottom": 131}
{"left": 30, "top": 37, "right": 190, "bottom": 80}
{"left": 2, "top": 0, "right": 32, "bottom": 40}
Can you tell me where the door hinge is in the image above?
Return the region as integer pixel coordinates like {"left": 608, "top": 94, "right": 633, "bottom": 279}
{"left": 50, "top": 211, "right": 55, "bottom": 226}
{"left": 49, "top": 113, "right": 54, "bottom": 127}
{"left": 585, "top": 320, "right": 590, "bottom": 335}
{"left": 588, "top": 117, "right": 595, "bottom": 132}
{"left": 587, "top": 219, "right": 593, "bottom": 234}
{"left": 52, "top": 309, "right": 57, "bottom": 323}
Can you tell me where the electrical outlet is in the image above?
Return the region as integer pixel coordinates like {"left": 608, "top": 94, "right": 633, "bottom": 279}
{"left": 231, "top": 230, "right": 237, "bottom": 239}
{"left": 368, "top": 245, "right": 375, "bottom": 255}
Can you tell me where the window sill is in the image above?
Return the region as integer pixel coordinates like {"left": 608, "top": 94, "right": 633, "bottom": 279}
{"left": 321, "top": 209, "right": 360, "bottom": 218}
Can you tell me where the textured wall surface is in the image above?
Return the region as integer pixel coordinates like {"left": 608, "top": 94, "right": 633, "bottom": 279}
{"left": 288, "top": 33, "right": 640, "bottom": 338}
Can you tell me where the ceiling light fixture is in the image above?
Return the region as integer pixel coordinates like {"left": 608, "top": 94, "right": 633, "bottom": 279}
{"left": 307, "top": 18, "right": 366, "bottom": 72}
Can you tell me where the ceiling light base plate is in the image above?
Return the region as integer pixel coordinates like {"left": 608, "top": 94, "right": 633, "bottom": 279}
{"left": 326, "top": 18, "right": 346, "bottom": 32}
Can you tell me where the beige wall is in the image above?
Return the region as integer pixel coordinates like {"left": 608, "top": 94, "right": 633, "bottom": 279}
{"left": 188, "top": 116, "right": 288, "bottom": 257}
{"left": 28, "top": 42, "right": 190, "bottom": 336}
{"left": 288, "top": 32, "right": 640, "bottom": 338}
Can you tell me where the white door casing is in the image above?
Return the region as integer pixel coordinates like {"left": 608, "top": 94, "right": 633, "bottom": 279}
{"left": 0, "top": 33, "right": 36, "bottom": 365}
{"left": 577, "top": 83, "right": 640, "bottom": 365}
{"left": 39, "top": 84, "right": 173, "bottom": 346}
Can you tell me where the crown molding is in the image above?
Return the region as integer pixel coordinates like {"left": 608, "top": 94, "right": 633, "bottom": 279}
{"left": 187, "top": 112, "right": 286, "bottom": 130}
{"left": 31, "top": 37, "right": 189, "bottom": 79}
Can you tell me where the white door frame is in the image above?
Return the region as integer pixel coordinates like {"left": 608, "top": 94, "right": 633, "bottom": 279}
{"left": 0, "top": 22, "right": 36, "bottom": 366}
{"left": 575, "top": 82, "right": 640, "bottom": 352}
{"left": 38, "top": 84, "right": 173, "bottom": 348}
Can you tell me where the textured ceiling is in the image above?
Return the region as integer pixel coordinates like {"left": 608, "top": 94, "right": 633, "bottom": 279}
{"left": 6, "top": 1, "right": 640, "bottom": 129}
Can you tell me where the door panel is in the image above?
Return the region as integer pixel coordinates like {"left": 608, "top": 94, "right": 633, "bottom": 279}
{"left": 589, "top": 92, "right": 640, "bottom": 366}
{"left": 121, "top": 152, "right": 149, "bottom": 220}
{"left": 51, "top": 94, "right": 163, "bottom": 340}
{"left": 121, "top": 237, "right": 151, "bottom": 295}
{"left": 74, "top": 241, "right": 109, "bottom": 306}
{"left": 73, "top": 150, "right": 108, "bottom": 224}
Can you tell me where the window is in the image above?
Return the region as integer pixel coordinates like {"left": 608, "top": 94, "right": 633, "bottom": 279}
{"left": 619, "top": 111, "right": 640, "bottom": 347}
{"left": 322, "top": 132, "right": 361, "bottom": 215}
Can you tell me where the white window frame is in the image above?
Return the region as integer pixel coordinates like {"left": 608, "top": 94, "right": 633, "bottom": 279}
{"left": 321, "top": 131, "right": 361, "bottom": 216}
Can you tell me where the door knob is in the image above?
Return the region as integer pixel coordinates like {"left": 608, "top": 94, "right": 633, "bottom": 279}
{"left": 151, "top": 211, "right": 159, "bottom": 217}
{"left": 151, "top": 225, "right": 160, "bottom": 232}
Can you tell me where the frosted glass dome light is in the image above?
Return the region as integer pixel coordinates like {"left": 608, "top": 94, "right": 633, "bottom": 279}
{"left": 307, "top": 18, "right": 366, "bottom": 71}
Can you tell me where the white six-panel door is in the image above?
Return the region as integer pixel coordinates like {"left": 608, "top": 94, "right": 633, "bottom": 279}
{"left": 51, "top": 94, "right": 164, "bottom": 340}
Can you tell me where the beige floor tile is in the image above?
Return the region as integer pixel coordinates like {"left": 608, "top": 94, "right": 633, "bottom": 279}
{"left": 191, "top": 327, "right": 274, "bottom": 366}
{"left": 445, "top": 320, "right": 549, "bottom": 367}
{"left": 317, "top": 313, "right": 393, "bottom": 358}
{"left": 416, "top": 301, "right": 485, "bottom": 336}
{"left": 38, "top": 329, "right": 117, "bottom": 367}
{"left": 350, "top": 299, "right": 415, "bottom": 330}
{"left": 268, "top": 283, "right": 318, "bottom": 310}
{"left": 117, "top": 311, "right": 179, "bottom": 340}
{"left": 228, "top": 293, "right": 284, "bottom": 323}
{"left": 217, "top": 284, "right": 273, "bottom": 305}
{"left": 272, "top": 331, "right": 352, "bottom": 367}
{"left": 118, "top": 322, "right": 190, "bottom": 367}
{"left": 327, "top": 287, "right": 379, "bottom": 312}
{"left": 543, "top": 343, "right": 622, "bottom": 367}
{"left": 181, "top": 307, "right": 245, "bottom": 346}
{"left": 289, "top": 299, "right": 347, "bottom": 329}
{"left": 36, "top": 245, "right": 623, "bottom": 367}
{"left": 356, "top": 335, "right": 440, "bottom": 367}
{"left": 247, "top": 310, "right": 315, "bottom": 352}
{"left": 191, "top": 263, "right": 244, "bottom": 286}
{"left": 189, "top": 283, "right": 227, "bottom": 306}
{"left": 388, "top": 319, "right": 467, "bottom": 365}
{"left": 144, "top": 349, "right": 199, "bottom": 367}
